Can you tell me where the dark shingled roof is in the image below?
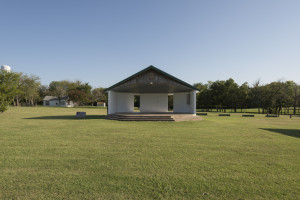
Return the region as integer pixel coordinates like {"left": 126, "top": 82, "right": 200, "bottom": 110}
{"left": 105, "top": 65, "right": 199, "bottom": 93}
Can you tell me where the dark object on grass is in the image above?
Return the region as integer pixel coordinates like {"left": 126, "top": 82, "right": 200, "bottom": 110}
{"left": 198, "top": 113, "right": 208, "bottom": 115}
{"left": 242, "top": 115, "right": 254, "bottom": 117}
{"left": 76, "top": 112, "right": 86, "bottom": 119}
{"left": 266, "top": 114, "right": 278, "bottom": 117}
{"left": 219, "top": 114, "right": 230, "bottom": 116}
{"left": 290, "top": 114, "right": 300, "bottom": 119}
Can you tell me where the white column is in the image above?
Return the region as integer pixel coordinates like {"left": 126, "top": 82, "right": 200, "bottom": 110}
{"left": 190, "top": 90, "right": 196, "bottom": 115}
{"left": 108, "top": 91, "right": 117, "bottom": 114}
{"left": 116, "top": 93, "right": 134, "bottom": 113}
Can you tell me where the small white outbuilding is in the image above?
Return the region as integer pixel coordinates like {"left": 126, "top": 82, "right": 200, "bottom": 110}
{"left": 105, "top": 65, "right": 199, "bottom": 115}
{"left": 43, "top": 96, "right": 74, "bottom": 107}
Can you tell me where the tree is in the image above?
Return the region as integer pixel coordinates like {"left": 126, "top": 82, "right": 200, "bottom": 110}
{"left": 19, "top": 74, "right": 41, "bottom": 106}
{"left": 68, "top": 82, "right": 92, "bottom": 106}
{"left": 92, "top": 87, "right": 107, "bottom": 105}
{"left": 210, "top": 80, "right": 226, "bottom": 112}
{"left": 48, "top": 80, "right": 92, "bottom": 106}
{"left": 49, "top": 81, "right": 70, "bottom": 98}
{"left": 0, "top": 70, "right": 21, "bottom": 112}
{"left": 68, "top": 89, "right": 88, "bottom": 106}
{"left": 12, "top": 72, "right": 23, "bottom": 106}
{"left": 257, "top": 81, "right": 295, "bottom": 115}
{"left": 293, "top": 84, "right": 299, "bottom": 115}
{"left": 48, "top": 80, "right": 78, "bottom": 106}
{"left": 194, "top": 79, "right": 297, "bottom": 114}
{"left": 249, "top": 80, "right": 263, "bottom": 113}
{"left": 270, "top": 81, "right": 294, "bottom": 114}
{"left": 224, "top": 78, "right": 239, "bottom": 112}
{"left": 38, "top": 85, "right": 49, "bottom": 104}
{"left": 194, "top": 82, "right": 211, "bottom": 110}
{"left": 237, "top": 82, "right": 249, "bottom": 112}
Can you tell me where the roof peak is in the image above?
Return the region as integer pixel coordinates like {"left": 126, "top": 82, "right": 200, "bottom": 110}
{"left": 105, "top": 65, "right": 199, "bottom": 92}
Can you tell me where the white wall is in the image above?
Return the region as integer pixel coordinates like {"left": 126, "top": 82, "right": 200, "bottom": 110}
{"left": 108, "top": 91, "right": 117, "bottom": 114}
{"left": 66, "top": 101, "right": 74, "bottom": 107}
{"left": 116, "top": 93, "right": 134, "bottom": 113}
{"left": 108, "top": 91, "right": 134, "bottom": 114}
{"left": 108, "top": 91, "right": 196, "bottom": 114}
{"left": 140, "top": 93, "right": 168, "bottom": 113}
{"left": 49, "top": 100, "right": 59, "bottom": 106}
{"left": 44, "top": 100, "right": 74, "bottom": 107}
{"left": 173, "top": 91, "right": 196, "bottom": 114}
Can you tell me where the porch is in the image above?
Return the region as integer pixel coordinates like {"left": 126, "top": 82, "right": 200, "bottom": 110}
{"left": 106, "top": 112, "right": 202, "bottom": 122}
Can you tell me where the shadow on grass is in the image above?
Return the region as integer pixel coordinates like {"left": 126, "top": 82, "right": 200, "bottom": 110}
{"left": 24, "top": 115, "right": 107, "bottom": 120}
{"left": 261, "top": 128, "right": 300, "bottom": 139}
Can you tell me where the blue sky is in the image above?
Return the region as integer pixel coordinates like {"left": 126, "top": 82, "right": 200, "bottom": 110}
{"left": 1, "top": 0, "right": 300, "bottom": 88}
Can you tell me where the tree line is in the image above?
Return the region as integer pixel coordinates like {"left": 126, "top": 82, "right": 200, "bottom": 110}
{"left": 45, "top": 80, "right": 107, "bottom": 106}
{"left": 194, "top": 79, "right": 300, "bottom": 115}
{"left": 0, "top": 70, "right": 106, "bottom": 112}
{"left": 1, "top": 69, "right": 299, "bottom": 114}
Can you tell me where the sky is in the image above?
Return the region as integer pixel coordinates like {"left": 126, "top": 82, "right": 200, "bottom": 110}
{"left": 1, "top": 0, "right": 300, "bottom": 88}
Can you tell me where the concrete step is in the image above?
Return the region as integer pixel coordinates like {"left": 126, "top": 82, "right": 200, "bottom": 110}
{"left": 107, "top": 114, "right": 172, "bottom": 118}
{"left": 106, "top": 114, "right": 174, "bottom": 121}
{"left": 118, "top": 118, "right": 174, "bottom": 121}
{"left": 110, "top": 116, "right": 172, "bottom": 119}
{"left": 105, "top": 113, "right": 202, "bottom": 122}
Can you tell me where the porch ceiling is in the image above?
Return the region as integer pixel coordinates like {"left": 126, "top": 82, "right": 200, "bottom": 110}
{"left": 111, "top": 82, "right": 193, "bottom": 93}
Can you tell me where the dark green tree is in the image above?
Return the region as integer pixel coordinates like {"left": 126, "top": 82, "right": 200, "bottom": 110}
{"left": 91, "top": 87, "right": 107, "bottom": 105}
{"left": 0, "top": 70, "right": 21, "bottom": 112}
{"left": 224, "top": 78, "right": 239, "bottom": 112}
{"left": 210, "top": 80, "right": 226, "bottom": 112}
{"left": 67, "top": 82, "right": 92, "bottom": 106}
{"left": 19, "top": 74, "right": 41, "bottom": 106}
{"left": 249, "top": 81, "right": 263, "bottom": 113}
{"left": 49, "top": 80, "right": 74, "bottom": 98}
{"left": 194, "top": 82, "right": 211, "bottom": 110}
{"left": 237, "top": 82, "right": 249, "bottom": 112}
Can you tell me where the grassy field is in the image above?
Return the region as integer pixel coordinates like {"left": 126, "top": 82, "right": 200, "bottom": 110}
{"left": 0, "top": 107, "right": 300, "bottom": 199}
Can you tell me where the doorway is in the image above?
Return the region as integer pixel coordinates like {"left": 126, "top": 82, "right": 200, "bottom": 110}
{"left": 168, "top": 94, "right": 173, "bottom": 111}
{"left": 134, "top": 95, "right": 140, "bottom": 112}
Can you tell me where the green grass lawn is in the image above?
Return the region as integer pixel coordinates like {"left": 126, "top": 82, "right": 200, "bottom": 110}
{"left": 1, "top": 107, "right": 300, "bottom": 199}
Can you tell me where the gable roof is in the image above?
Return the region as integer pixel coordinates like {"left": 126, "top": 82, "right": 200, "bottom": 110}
{"left": 105, "top": 65, "right": 199, "bottom": 93}
{"left": 43, "top": 96, "right": 69, "bottom": 101}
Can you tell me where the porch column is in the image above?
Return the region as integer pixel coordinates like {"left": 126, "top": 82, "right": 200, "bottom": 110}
{"left": 190, "top": 90, "right": 196, "bottom": 115}
{"left": 108, "top": 91, "right": 117, "bottom": 114}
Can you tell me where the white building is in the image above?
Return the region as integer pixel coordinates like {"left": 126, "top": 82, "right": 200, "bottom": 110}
{"left": 97, "top": 102, "right": 106, "bottom": 107}
{"left": 105, "top": 66, "right": 199, "bottom": 115}
{"left": 43, "top": 96, "right": 74, "bottom": 107}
